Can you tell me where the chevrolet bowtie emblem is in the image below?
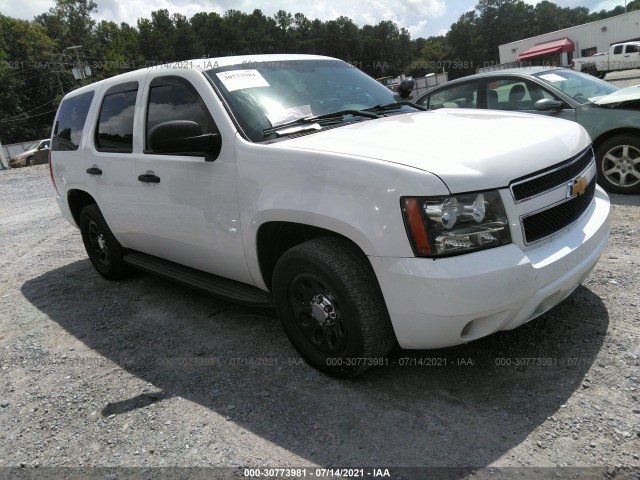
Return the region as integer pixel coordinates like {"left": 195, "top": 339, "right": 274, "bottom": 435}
{"left": 567, "top": 176, "right": 588, "bottom": 198}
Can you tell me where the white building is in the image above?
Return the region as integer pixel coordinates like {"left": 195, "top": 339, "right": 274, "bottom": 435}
{"left": 499, "top": 9, "right": 640, "bottom": 67}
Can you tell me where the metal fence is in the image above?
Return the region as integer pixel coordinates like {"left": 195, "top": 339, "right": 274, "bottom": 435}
{"left": 412, "top": 73, "right": 449, "bottom": 98}
{"left": 3, "top": 141, "right": 37, "bottom": 160}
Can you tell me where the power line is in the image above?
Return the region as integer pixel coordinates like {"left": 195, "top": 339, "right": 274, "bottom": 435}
{"left": 0, "top": 108, "right": 57, "bottom": 124}
{"left": 2, "top": 99, "right": 56, "bottom": 120}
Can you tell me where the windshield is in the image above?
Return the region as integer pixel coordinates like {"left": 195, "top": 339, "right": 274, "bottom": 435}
{"left": 206, "top": 59, "right": 397, "bottom": 142}
{"left": 533, "top": 70, "right": 618, "bottom": 104}
{"left": 25, "top": 140, "right": 40, "bottom": 151}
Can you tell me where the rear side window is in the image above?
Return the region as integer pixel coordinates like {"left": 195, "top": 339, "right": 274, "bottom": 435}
{"left": 423, "top": 81, "right": 478, "bottom": 110}
{"left": 52, "top": 91, "right": 94, "bottom": 151}
{"left": 96, "top": 82, "right": 138, "bottom": 153}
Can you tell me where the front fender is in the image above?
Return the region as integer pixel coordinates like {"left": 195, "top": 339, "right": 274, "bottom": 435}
{"left": 235, "top": 135, "right": 449, "bottom": 289}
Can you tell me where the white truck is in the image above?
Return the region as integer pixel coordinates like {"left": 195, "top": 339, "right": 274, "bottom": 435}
{"left": 572, "top": 41, "right": 640, "bottom": 78}
{"left": 49, "top": 54, "right": 610, "bottom": 377}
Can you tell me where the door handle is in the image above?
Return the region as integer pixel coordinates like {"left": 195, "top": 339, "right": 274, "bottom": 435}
{"left": 86, "top": 167, "right": 102, "bottom": 175}
{"left": 138, "top": 173, "right": 160, "bottom": 183}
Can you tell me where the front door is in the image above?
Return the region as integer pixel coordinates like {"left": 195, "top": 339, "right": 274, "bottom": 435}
{"left": 131, "top": 72, "right": 253, "bottom": 285}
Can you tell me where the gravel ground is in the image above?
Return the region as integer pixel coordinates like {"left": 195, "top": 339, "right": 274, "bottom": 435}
{"left": 0, "top": 165, "right": 639, "bottom": 480}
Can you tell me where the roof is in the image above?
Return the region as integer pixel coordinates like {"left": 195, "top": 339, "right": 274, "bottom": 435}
{"left": 432, "top": 67, "right": 562, "bottom": 83}
{"left": 517, "top": 38, "right": 575, "bottom": 61}
{"left": 61, "top": 54, "right": 337, "bottom": 99}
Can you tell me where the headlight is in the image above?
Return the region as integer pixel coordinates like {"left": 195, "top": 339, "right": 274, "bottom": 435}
{"left": 401, "top": 191, "right": 511, "bottom": 257}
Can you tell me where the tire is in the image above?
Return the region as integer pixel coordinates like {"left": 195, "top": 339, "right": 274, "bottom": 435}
{"left": 79, "top": 204, "right": 129, "bottom": 280}
{"left": 595, "top": 134, "right": 640, "bottom": 194}
{"left": 26, "top": 156, "right": 34, "bottom": 166}
{"left": 583, "top": 67, "right": 597, "bottom": 77}
{"left": 272, "top": 237, "right": 395, "bottom": 378}
{"left": 597, "top": 71, "right": 607, "bottom": 79}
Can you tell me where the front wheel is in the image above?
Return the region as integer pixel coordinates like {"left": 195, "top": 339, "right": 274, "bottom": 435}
{"left": 272, "top": 237, "right": 395, "bottom": 378}
{"left": 79, "top": 204, "right": 129, "bottom": 279}
{"left": 595, "top": 134, "right": 640, "bottom": 194}
{"left": 26, "top": 156, "right": 34, "bottom": 166}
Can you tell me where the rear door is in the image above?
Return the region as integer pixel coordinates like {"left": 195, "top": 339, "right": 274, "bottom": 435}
{"left": 130, "top": 70, "right": 253, "bottom": 285}
{"left": 83, "top": 81, "right": 141, "bottom": 246}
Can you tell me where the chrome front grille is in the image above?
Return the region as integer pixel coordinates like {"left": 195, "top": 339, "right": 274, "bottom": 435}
{"left": 521, "top": 178, "right": 596, "bottom": 243}
{"left": 509, "top": 148, "right": 597, "bottom": 245}
{"left": 511, "top": 147, "right": 594, "bottom": 203}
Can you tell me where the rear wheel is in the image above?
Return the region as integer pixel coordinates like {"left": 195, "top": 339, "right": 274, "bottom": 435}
{"left": 583, "top": 67, "right": 597, "bottom": 77}
{"left": 596, "top": 134, "right": 640, "bottom": 194}
{"left": 79, "top": 204, "right": 129, "bottom": 279}
{"left": 272, "top": 237, "right": 394, "bottom": 378}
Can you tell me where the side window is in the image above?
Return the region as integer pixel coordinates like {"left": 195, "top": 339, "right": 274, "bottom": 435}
{"left": 96, "top": 82, "right": 138, "bottom": 153}
{"left": 426, "top": 81, "right": 478, "bottom": 110}
{"left": 626, "top": 44, "right": 640, "bottom": 54}
{"left": 415, "top": 94, "right": 429, "bottom": 108}
{"left": 485, "top": 78, "right": 556, "bottom": 111}
{"left": 146, "top": 77, "right": 216, "bottom": 153}
{"left": 52, "top": 91, "right": 94, "bottom": 151}
{"left": 613, "top": 45, "right": 623, "bottom": 55}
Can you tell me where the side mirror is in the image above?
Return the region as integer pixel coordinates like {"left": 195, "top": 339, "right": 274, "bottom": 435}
{"left": 148, "top": 120, "right": 221, "bottom": 161}
{"left": 534, "top": 98, "right": 565, "bottom": 111}
{"left": 397, "top": 77, "right": 415, "bottom": 100}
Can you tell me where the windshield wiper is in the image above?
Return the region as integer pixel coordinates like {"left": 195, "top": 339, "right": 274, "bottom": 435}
{"left": 363, "top": 101, "right": 427, "bottom": 113}
{"left": 263, "top": 109, "right": 380, "bottom": 136}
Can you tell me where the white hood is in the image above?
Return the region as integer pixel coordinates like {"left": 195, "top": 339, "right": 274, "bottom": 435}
{"left": 593, "top": 84, "right": 640, "bottom": 105}
{"left": 278, "top": 109, "right": 590, "bottom": 193}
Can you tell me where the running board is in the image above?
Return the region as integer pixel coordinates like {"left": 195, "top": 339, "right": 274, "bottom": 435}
{"left": 123, "top": 252, "right": 273, "bottom": 307}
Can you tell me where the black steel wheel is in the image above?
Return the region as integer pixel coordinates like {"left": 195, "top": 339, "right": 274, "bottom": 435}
{"left": 272, "top": 237, "right": 394, "bottom": 378}
{"left": 79, "top": 204, "right": 129, "bottom": 279}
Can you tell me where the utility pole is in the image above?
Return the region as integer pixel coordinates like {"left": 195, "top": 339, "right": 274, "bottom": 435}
{"left": 66, "top": 45, "right": 91, "bottom": 81}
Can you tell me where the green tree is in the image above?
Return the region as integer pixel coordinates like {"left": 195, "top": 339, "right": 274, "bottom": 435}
{"left": 36, "top": 0, "right": 97, "bottom": 48}
{"left": 0, "top": 15, "right": 57, "bottom": 142}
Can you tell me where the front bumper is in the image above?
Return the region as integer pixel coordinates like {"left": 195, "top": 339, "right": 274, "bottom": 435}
{"left": 8, "top": 157, "right": 25, "bottom": 167}
{"left": 371, "top": 186, "right": 610, "bottom": 349}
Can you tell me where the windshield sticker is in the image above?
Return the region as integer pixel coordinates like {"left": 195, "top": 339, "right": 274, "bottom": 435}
{"left": 266, "top": 105, "right": 313, "bottom": 127}
{"left": 216, "top": 70, "right": 270, "bottom": 92}
{"left": 539, "top": 73, "right": 567, "bottom": 83}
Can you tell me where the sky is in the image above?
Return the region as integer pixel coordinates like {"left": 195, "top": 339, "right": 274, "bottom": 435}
{"left": 0, "top": 0, "right": 629, "bottom": 38}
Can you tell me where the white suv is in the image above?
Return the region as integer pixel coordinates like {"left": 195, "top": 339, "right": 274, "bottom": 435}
{"left": 49, "top": 54, "right": 610, "bottom": 377}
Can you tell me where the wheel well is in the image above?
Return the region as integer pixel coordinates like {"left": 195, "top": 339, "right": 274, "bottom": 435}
{"left": 256, "top": 222, "right": 359, "bottom": 290}
{"left": 67, "top": 190, "right": 97, "bottom": 227}
{"left": 592, "top": 128, "right": 640, "bottom": 153}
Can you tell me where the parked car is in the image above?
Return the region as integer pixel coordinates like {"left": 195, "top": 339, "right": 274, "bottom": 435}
{"left": 49, "top": 55, "right": 609, "bottom": 377}
{"left": 572, "top": 41, "right": 640, "bottom": 78}
{"left": 9, "top": 139, "right": 50, "bottom": 167}
{"left": 415, "top": 67, "right": 640, "bottom": 194}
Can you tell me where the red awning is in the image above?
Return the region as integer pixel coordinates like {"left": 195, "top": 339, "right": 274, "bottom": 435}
{"left": 517, "top": 38, "right": 575, "bottom": 61}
